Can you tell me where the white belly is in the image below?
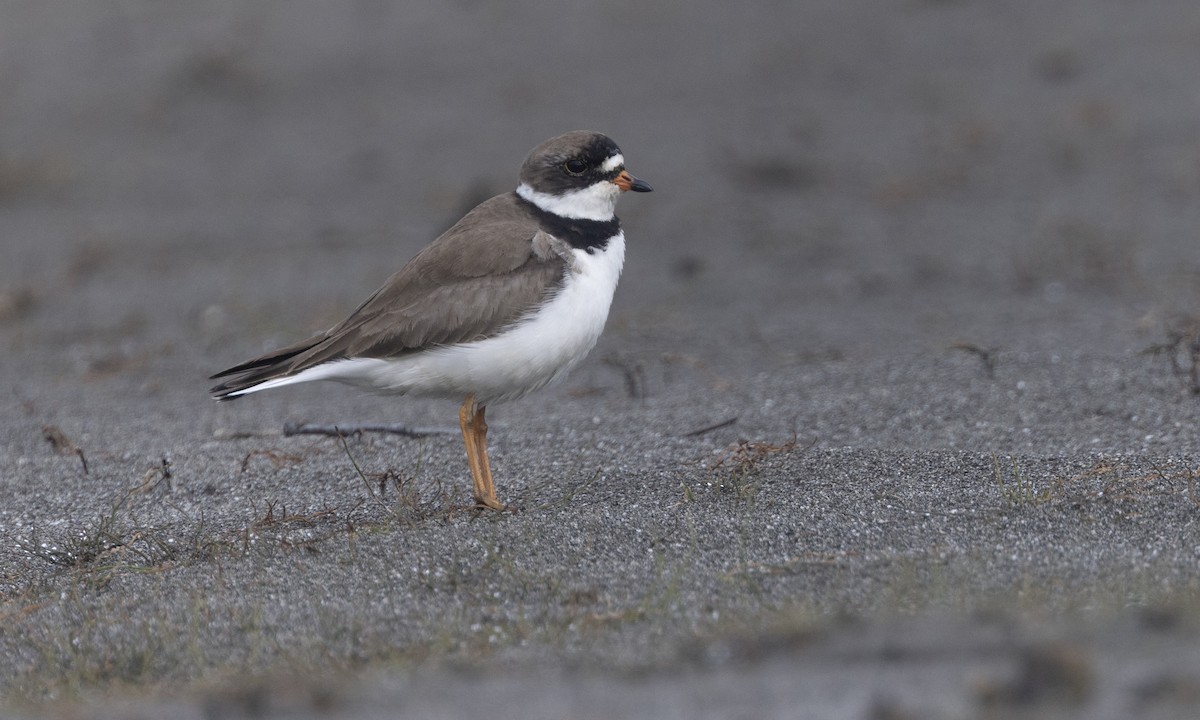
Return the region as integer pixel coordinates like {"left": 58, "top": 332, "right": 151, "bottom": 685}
{"left": 342, "top": 233, "right": 625, "bottom": 404}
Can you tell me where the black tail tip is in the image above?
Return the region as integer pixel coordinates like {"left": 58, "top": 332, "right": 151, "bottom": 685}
{"left": 209, "top": 383, "right": 241, "bottom": 401}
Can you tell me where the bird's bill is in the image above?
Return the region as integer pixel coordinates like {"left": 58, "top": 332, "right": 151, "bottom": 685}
{"left": 613, "top": 170, "right": 653, "bottom": 193}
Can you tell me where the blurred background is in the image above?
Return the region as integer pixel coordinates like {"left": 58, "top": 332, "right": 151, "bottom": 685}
{"left": 4, "top": 0, "right": 1198, "bottom": 396}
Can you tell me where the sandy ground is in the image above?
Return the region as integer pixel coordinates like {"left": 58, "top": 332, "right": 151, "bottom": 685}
{"left": 3, "top": 1, "right": 1200, "bottom": 717}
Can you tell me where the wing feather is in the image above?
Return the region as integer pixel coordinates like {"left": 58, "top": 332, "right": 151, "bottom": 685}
{"left": 210, "top": 194, "right": 567, "bottom": 398}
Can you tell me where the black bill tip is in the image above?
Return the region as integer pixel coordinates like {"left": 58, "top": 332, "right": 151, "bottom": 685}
{"left": 629, "top": 176, "right": 653, "bottom": 192}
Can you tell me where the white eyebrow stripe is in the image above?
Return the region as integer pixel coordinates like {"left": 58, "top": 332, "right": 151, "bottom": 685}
{"left": 600, "top": 154, "right": 624, "bottom": 173}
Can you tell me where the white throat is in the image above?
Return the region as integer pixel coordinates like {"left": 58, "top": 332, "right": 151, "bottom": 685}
{"left": 516, "top": 181, "right": 621, "bottom": 221}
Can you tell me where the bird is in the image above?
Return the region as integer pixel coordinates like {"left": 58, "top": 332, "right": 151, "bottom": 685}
{"left": 210, "top": 131, "right": 652, "bottom": 510}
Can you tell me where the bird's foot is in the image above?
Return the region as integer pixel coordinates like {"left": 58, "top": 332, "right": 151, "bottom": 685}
{"left": 473, "top": 495, "right": 518, "bottom": 513}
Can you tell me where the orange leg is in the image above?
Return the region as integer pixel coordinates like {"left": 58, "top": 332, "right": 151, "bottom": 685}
{"left": 459, "top": 395, "right": 505, "bottom": 510}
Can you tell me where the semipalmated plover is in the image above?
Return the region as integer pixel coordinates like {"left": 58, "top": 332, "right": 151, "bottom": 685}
{"left": 211, "top": 131, "right": 651, "bottom": 510}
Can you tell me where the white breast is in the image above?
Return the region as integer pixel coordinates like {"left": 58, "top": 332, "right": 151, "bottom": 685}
{"left": 346, "top": 232, "right": 626, "bottom": 404}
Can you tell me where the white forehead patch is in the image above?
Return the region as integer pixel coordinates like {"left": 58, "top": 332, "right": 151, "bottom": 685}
{"left": 600, "top": 154, "right": 625, "bottom": 173}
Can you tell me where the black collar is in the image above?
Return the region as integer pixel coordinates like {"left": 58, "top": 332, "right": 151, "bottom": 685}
{"left": 516, "top": 194, "right": 621, "bottom": 253}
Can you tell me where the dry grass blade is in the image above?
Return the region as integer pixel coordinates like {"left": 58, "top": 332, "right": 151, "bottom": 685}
{"left": 1141, "top": 316, "right": 1200, "bottom": 395}
{"left": 949, "top": 342, "right": 998, "bottom": 378}
{"left": 708, "top": 434, "right": 800, "bottom": 473}
{"left": 41, "top": 424, "right": 88, "bottom": 474}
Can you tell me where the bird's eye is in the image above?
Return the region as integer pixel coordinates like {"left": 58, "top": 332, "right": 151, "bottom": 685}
{"left": 564, "top": 158, "right": 589, "bottom": 175}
